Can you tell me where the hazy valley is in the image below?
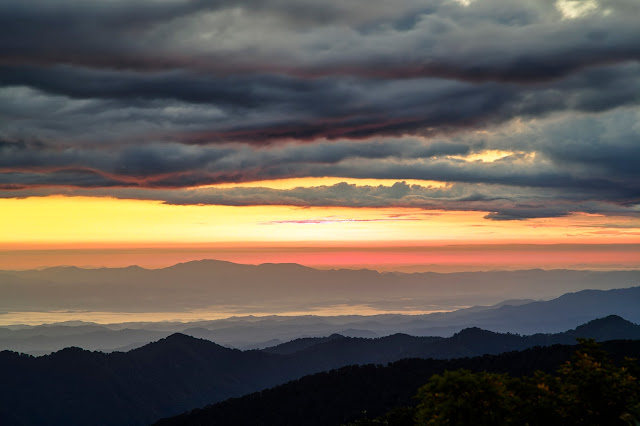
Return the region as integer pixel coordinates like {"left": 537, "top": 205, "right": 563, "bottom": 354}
{"left": 1, "top": 261, "right": 640, "bottom": 354}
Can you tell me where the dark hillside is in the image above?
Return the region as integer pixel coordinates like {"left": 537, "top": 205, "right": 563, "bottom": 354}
{"left": 2, "top": 316, "right": 639, "bottom": 426}
{"left": 154, "top": 340, "right": 640, "bottom": 426}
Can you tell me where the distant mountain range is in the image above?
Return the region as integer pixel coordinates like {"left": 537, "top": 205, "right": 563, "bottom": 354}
{"left": 2, "top": 285, "right": 639, "bottom": 355}
{"left": 2, "top": 260, "right": 639, "bottom": 315}
{"left": 1, "top": 315, "right": 639, "bottom": 425}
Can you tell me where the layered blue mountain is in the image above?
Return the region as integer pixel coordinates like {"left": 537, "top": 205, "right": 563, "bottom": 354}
{"left": 1, "top": 315, "right": 639, "bottom": 425}
{"left": 2, "top": 285, "right": 639, "bottom": 354}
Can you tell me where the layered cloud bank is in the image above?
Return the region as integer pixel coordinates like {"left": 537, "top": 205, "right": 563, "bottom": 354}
{"left": 1, "top": 0, "right": 640, "bottom": 221}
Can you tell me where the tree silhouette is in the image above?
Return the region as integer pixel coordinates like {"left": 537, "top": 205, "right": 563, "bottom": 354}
{"left": 356, "top": 339, "right": 640, "bottom": 426}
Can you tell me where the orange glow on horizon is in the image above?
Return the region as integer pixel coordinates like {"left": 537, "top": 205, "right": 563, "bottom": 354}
{"left": 1, "top": 195, "right": 639, "bottom": 252}
{"left": 1, "top": 244, "right": 639, "bottom": 272}
{"left": 1, "top": 193, "right": 639, "bottom": 271}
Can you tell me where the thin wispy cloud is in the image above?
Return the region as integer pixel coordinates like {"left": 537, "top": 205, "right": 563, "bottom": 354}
{"left": 262, "top": 216, "right": 421, "bottom": 225}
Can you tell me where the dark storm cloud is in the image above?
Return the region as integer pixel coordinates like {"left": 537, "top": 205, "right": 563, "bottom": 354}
{"left": 0, "top": 65, "right": 325, "bottom": 108}
{"left": 2, "top": 106, "right": 640, "bottom": 212}
{"left": 1, "top": 0, "right": 639, "bottom": 82}
{"left": 0, "top": 138, "right": 477, "bottom": 179}
{"left": 0, "top": 170, "right": 123, "bottom": 188}
{"left": 1, "top": 0, "right": 640, "bottom": 220}
{"left": 1, "top": 121, "right": 639, "bottom": 221}
{"left": 2, "top": 63, "right": 639, "bottom": 146}
{"left": 0, "top": 125, "right": 634, "bottom": 197}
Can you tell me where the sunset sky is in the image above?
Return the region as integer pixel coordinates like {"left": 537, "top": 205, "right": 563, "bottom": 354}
{"left": 1, "top": 0, "right": 639, "bottom": 270}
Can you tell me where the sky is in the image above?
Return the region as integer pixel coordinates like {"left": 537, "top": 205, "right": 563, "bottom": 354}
{"left": 1, "top": 0, "right": 640, "bottom": 270}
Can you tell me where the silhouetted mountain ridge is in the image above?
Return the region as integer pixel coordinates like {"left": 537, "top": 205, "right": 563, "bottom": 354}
{"left": 2, "top": 315, "right": 639, "bottom": 425}
{"left": 256, "top": 315, "right": 639, "bottom": 363}
{"left": 569, "top": 314, "right": 639, "bottom": 339}
{"left": 262, "top": 333, "right": 347, "bottom": 355}
{"left": 155, "top": 339, "right": 640, "bottom": 426}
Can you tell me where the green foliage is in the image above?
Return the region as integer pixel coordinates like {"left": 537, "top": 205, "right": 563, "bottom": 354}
{"left": 414, "top": 370, "right": 520, "bottom": 425}
{"left": 553, "top": 338, "right": 640, "bottom": 425}
{"left": 411, "top": 339, "right": 640, "bottom": 426}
